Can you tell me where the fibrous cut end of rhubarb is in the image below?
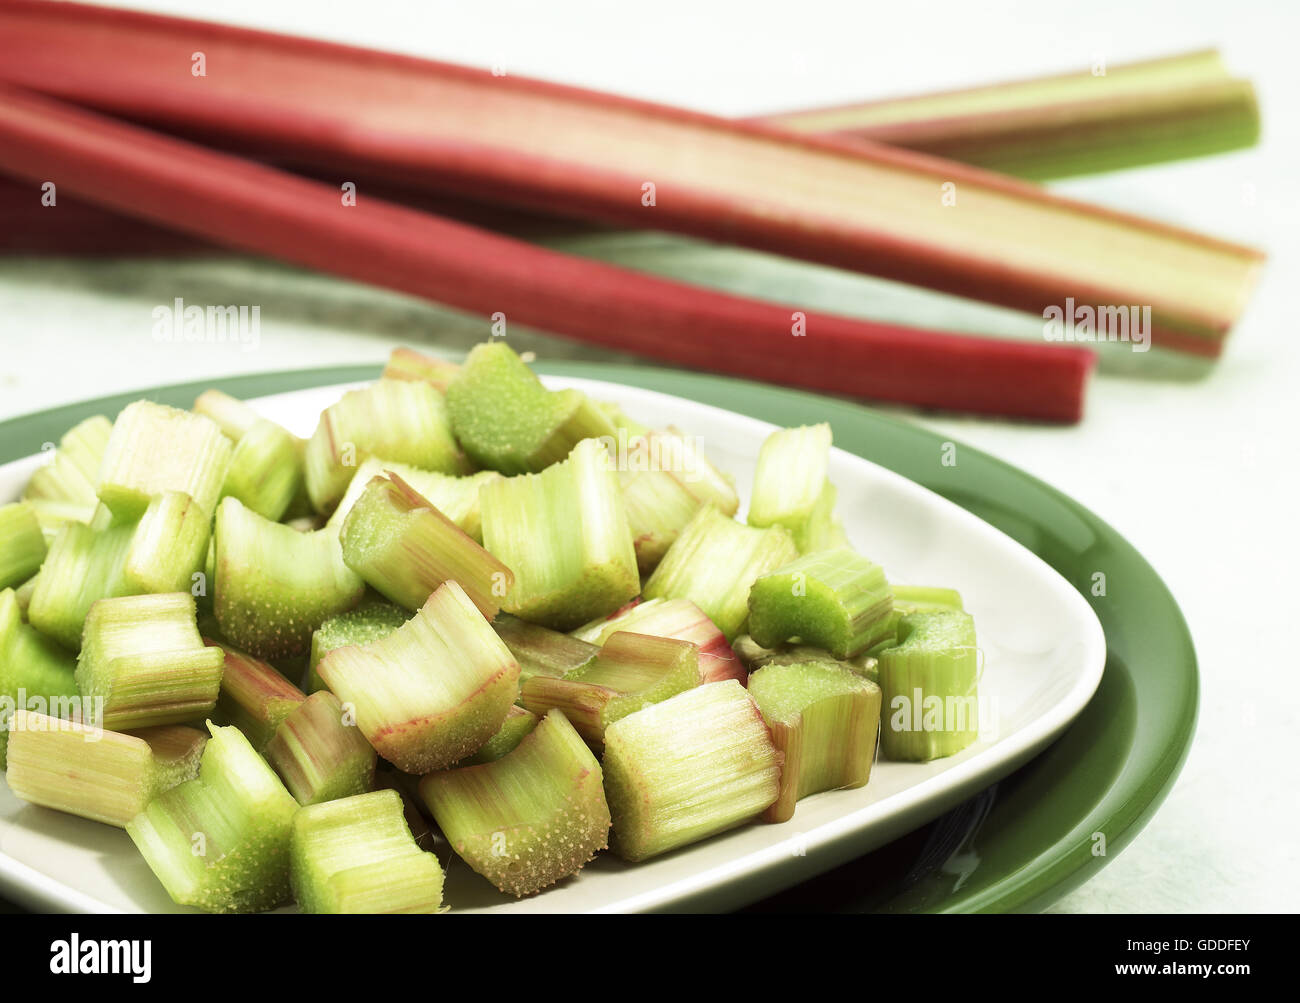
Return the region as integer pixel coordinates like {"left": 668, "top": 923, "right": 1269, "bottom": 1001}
{"left": 602, "top": 680, "right": 782, "bottom": 861}
{"left": 520, "top": 631, "right": 700, "bottom": 750}
{"left": 446, "top": 342, "right": 616, "bottom": 475}
{"left": 382, "top": 346, "right": 461, "bottom": 392}
{"left": 492, "top": 612, "right": 598, "bottom": 685}
{"left": 0, "top": 588, "right": 80, "bottom": 769}
{"left": 877, "top": 610, "right": 979, "bottom": 762}
{"left": 21, "top": 414, "right": 113, "bottom": 532}
{"left": 570, "top": 596, "right": 743, "bottom": 684}
{"left": 5, "top": 709, "right": 205, "bottom": 828}
{"left": 26, "top": 520, "right": 137, "bottom": 650}
{"left": 96, "top": 400, "right": 232, "bottom": 522}
{"left": 192, "top": 388, "right": 260, "bottom": 441}
{"left": 316, "top": 581, "right": 520, "bottom": 773}
{"left": 210, "top": 640, "right": 306, "bottom": 750}
{"left": 214, "top": 496, "right": 365, "bottom": 659}
{"left": 747, "top": 661, "right": 881, "bottom": 823}
{"left": 480, "top": 437, "right": 639, "bottom": 630}
{"left": 0, "top": 501, "right": 46, "bottom": 591}
{"left": 459, "top": 705, "right": 539, "bottom": 765}
{"left": 747, "top": 547, "right": 894, "bottom": 659}
{"left": 643, "top": 505, "right": 798, "bottom": 641}
{"left": 221, "top": 417, "right": 305, "bottom": 522}
{"left": 304, "top": 379, "right": 463, "bottom": 513}
{"left": 127, "top": 722, "right": 299, "bottom": 913}
{"left": 76, "top": 592, "right": 224, "bottom": 730}
{"left": 340, "top": 473, "right": 513, "bottom": 618}
{"left": 327, "top": 455, "right": 501, "bottom": 541}
{"left": 121, "top": 490, "right": 211, "bottom": 595}
{"left": 748, "top": 423, "right": 836, "bottom": 552}
{"left": 419, "top": 708, "right": 610, "bottom": 897}
{"left": 306, "top": 599, "right": 409, "bottom": 693}
{"left": 265, "top": 690, "right": 377, "bottom": 806}
{"left": 290, "top": 788, "right": 445, "bottom": 913}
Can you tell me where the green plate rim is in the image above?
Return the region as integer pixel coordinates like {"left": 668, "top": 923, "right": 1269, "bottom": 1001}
{"left": 0, "top": 360, "right": 1197, "bottom": 913}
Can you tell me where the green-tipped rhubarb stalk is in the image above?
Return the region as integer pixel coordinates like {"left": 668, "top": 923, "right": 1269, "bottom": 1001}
{"left": 127, "top": 722, "right": 299, "bottom": 913}
{"left": 747, "top": 661, "right": 881, "bottom": 823}
{"left": 747, "top": 547, "right": 894, "bottom": 658}
{"left": 96, "top": 400, "right": 231, "bottom": 522}
{"left": 316, "top": 581, "right": 520, "bottom": 773}
{"left": 0, "top": 501, "right": 46, "bottom": 590}
{"left": 306, "top": 600, "right": 409, "bottom": 693}
{"left": 748, "top": 423, "right": 836, "bottom": 552}
{"left": 419, "top": 708, "right": 610, "bottom": 897}
{"left": 5, "top": 709, "right": 206, "bottom": 827}
{"left": 643, "top": 505, "right": 798, "bottom": 641}
{"left": 121, "top": 490, "right": 211, "bottom": 595}
{"left": 340, "top": 473, "right": 513, "bottom": 618}
{"left": 382, "top": 346, "right": 461, "bottom": 392}
{"left": 492, "top": 613, "right": 598, "bottom": 685}
{"left": 76, "top": 593, "right": 224, "bottom": 730}
{"left": 304, "top": 379, "right": 463, "bottom": 513}
{"left": 21, "top": 414, "right": 113, "bottom": 532}
{"left": 290, "top": 788, "right": 445, "bottom": 913}
{"left": 445, "top": 342, "right": 615, "bottom": 475}
{"left": 209, "top": 640, "right": 306, "bottom": 750}
{"left": 459, "top": 705, "right": 539, "bottom": 765}
{"left": 602, "top": 680, "right": 782, "bottom": 861}
{"left": 265, "top": 690, "right": 377, "bottom": 806}
{"left": 327, "top": 456, "right": 500, "bottom": 542}
{"left": 213, "top": 496, "right": 365, "bottom": 659}
{"left": 877, "top": 610, "right": 980, "bottom": 762}
{"left": 221, "top": 418, "right": 305, "bottom": 522}
{"left": 520, "top": 631, "right": 700, "bottom": 751}
{"left": 0, "top": 587, "right": 79, "bottom": 769}
{"left": 26, "top": 520, "right": 136, "bottom": 650}
{"left": 480, "top": 438, "right": 639, "bottom": 630}
{"left": 571, "top": 597, "right": 744, "bottom": 685}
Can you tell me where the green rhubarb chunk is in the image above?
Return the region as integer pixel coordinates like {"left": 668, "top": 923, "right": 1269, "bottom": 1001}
{"left": 382, "top": 346, "right": 462, "bottom": 391}
{"left": 210, "top": 641, "right": 306, "bottom": 751}
{"left": 0, "top": 502, "right": 47, "bottom": 591}
{"left": 643, "top": 505, "right": 798, "bottom": 641}
{"left": 459, "top": 705, "right": 539, "bottom": 765}
{"left": 26, "top": 520, "right": 137, "bottom": 650}
{"left": 213, "top": 496, "right": 365, "bottom": 660}
{"left": 870, "top": 585, "right": 966, "bottom": 655}
{"left": 0, "top": 588, "right": 80, "bottom": 769}
{"left": 419, "top": 708, "right": 610, "bottom": 897}
{"left": 340, "top": 473, "right": 513, "bottom": 618}
{"left": 492, "top": 612, "right": 598, "bottom": 685}
{"left": 520, "top": 631, "right": 700, "bottom": 751}
{"left": 21, "top": 414, "right": 113, "bottom": 531}
{"left": 602, "top": 680, "right": 782, "bottom": 861}
{"left": 747, "top": 547, "right": 894, "bottom": 658}
{"left": 445, "top": 341, "right": 616, "bottom": 475}
{"left": 127, "top": 723, "right": 300, "bottom": 913}
{"left": 76, "top": 593, "right": 225, "bottom": 730}
{"left": 290, "top": 788, "right": 445, "bottom": 914}
{"left": 748, "top": 423, "right": 837, "bottom": 552}
{"left": 221, "top": 417, "right": 305, "bottom": 522}
{"left": 316, "top": 581, "right": 520, "bottom": 773}
{"left": 877, "top": 610, "right": 979, "bottom": 762}
{"left": 265, "top": 691, "right": 377, "bottom": 806}
{"left": 480, "top": 438, "right": 639, "bottom": 631}
{"left": 96, "top": 400, "right": 232, "bottom": 522}
{"left": 327, "top": 455, "right": 500, "bottom": 541}
{"left": 122, "top": 490, "right": 211, "bottom": 595}
{"left": 304, "top": 379, "right": 463, "bottom": 513}
{"left": 748, "top": 661, "right": 882, "bottom": 822}
{"left": 5, "top": 710, "right": 206, "bottom": 828}
{"left": 306, "top": 599, "right": 410, "bottom": 693}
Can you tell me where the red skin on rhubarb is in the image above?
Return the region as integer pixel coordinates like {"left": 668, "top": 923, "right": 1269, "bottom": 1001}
{"left": 0, "top": 83, "right": 1091, "bottom": 422}
{"left": 0, "top": 1, "right": 1263, "bottom": 360}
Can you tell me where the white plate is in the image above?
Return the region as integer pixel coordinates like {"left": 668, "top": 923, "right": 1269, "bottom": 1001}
{"left": 0, "top": 377, "right": 1106, "bottom": 913}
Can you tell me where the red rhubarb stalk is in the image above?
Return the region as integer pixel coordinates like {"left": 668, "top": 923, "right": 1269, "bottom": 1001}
{"left": 0, "top": 1, "right": 1263, "bottom": 355}
{"left": 0, "top": 83, "right": 1093, "bottom": 421}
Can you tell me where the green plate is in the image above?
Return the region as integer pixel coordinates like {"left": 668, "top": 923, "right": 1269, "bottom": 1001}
{"left": 0, "top": 361, "right": 1196, "bottom": 914}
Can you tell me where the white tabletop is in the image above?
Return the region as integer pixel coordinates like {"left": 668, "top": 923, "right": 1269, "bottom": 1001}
{"left": 1, "top": 0, "right": 1296, "bottom": 912}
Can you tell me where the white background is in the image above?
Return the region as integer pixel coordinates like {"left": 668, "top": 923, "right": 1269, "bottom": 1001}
{"left": 0, "top": 0, "right": 1296, "bottom": 911}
